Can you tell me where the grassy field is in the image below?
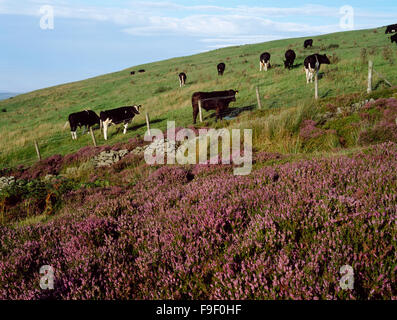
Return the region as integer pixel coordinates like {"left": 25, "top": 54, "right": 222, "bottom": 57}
{"left": 1, "top": 26, "right": 396, "bottom": 168}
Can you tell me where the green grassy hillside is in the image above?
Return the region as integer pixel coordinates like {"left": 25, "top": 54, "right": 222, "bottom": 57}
{"left": 1, "top": 26, "right": 396, "bottom": 169}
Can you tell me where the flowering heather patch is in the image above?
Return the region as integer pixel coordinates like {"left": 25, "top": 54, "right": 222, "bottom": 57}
{"left": 359, "top": 98, "right": 397, "bottom": 146}
{"left": 63, "top": 146, "right": 109, "bottom": 166}
{"left": 0, "top": 142, "right": 396, "bottom": 300}
{"left": 253, "top": 152, "right": 284, "bottom": 164}
{"left": 13, "top": 155, "right": 64, "bottom": 180}
{"left": 299, "top": 120, "right": 335, "bottom": 141}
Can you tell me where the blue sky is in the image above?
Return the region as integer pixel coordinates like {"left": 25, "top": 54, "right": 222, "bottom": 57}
{"left": 1, "top": 0, "right": 396, "bottom": 93}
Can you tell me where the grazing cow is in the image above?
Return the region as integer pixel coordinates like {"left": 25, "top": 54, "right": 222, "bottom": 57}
{"left": 100, "top": 105, "right": 141, "bottom": 140}
{"left": 304, "top": 39, "right": 313, "bottom": 49}
{"left": 217, "top": 63, "right": 226, "bottom": 76}
{"left": 138, "top": 69, "right": 145, "bottom": 73}
{"left": 391, "top": 33, "right": 397, "bottom": 45}
{"left": 260, "top": 52, "right": 271, "bottom": 71}
{"left": 191, "top": 90, "right": 238, "bottom": 124}
{"left": 130, "top": 71, "right": 135, "bottom": 75}
{"left": 304, "top": 54, "right": 331, "bottom": 84}
{"left": 385, "top": 24, "right": 397, "bottom": 34}
{"left": 284, "top": 49, "right": 296, "bottom": 69}
{"left": 179, "top": 72, "right": 187, "bottom": 87}
{"left": 65, "top": 110, "right": 100, "bottom": 140}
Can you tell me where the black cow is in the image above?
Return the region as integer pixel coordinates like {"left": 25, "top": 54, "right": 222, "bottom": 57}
{"left": 217, "top": 63, "right": 226, "bottom": 76}
{"left": 304, "top": 54, "right": 331, "bottom": 83}
{"left": 304, "top": 39, "right": 313, "bottom": 49}
{"left": 138, "top": 69, "right": 145, "bottom": 73}
{"left": 385, "top": 24, "right": 397, "bottom": 34}
{"left": 192, "top": 90, "right": 238, "bottom": 124}
{"left": 284, "top": 49, "right": 296, "bottom": 69}
{"left": 65, "top": 110, "right": 100, "bottom": 140}
{"left": 179, "top": 72, "right": 187, "bottom": 87}
{"left": 260, "top": 52, "right": 271, "bottom": 71}
{"left": 100, "top": 105, "right": 141, "bottom": 140}
{"left": 391, "top": 33, "right": 397, "bottom": 45}
{"left": 130, "top": 71, "right": 136, "bottom": 75}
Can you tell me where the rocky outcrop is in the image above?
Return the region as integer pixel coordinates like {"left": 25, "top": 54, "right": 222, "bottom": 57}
{"left": 92, "top": 149, "right": 130, "bottom": 167}
{"left": 0, "top": 176, "right": 16, "bottom": 191}
{"left": 318, "top": 98, "right": 376, "bottom": 123}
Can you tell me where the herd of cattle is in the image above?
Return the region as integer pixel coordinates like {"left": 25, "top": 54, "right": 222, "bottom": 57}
{"left": 66, "top": 25, "right": 396, "bottom": 140}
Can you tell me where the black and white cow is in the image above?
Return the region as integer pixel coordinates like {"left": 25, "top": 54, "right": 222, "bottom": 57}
{"left": 385, "top": 24, "right": 397, "bottom": 34}
{"left": 179, "top": 72, "right": 187, "bottom": 87}
{"left": 260, "top": 52, "right": 271, "bottom": 71}
{"left": 304, "top": 39, "right": 313, "bottom": 49}
{"left": 304, "top": 54, "right": 331, "bottom": 83}
{"left": 391, "top": 33, "right": 397, "bottom": 45}
{"left": 217, "top": 63, "right": 226, "bottom": 76}
{"left": 284, "top": 49, "right": 296, "bottom": 69}
{"left": 65, "top": 110, "right": 100, "bottom": 140}
{"left": 100, "top": 105, "right": 141, "bottom": 140}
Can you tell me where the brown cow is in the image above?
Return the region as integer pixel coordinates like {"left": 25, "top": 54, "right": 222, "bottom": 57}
{"left": 192, "top": 90, "right": 238, "bottom": 124}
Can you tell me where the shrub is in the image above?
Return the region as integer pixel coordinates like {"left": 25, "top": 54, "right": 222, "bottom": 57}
{"left": 0, "top": 178, "right": 76, "bottom": 223}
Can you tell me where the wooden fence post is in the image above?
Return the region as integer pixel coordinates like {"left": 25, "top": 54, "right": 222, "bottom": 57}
{"left": 145, "top": 112, "right": 151, "bottom": 136}
{"left": 367, "top": 60, "right": 373, "bottom": 94}
{"left": 314, "top": 62, "right": 319, "bottom": 100}
{"left": 198, "top": 100, "right": 203, "bottom": 123}
{"left": 90, "top": 127, "right": 97, "bottom": 147}
{"left": 34, "top": 140, "right": 41, "bottom": 161}
{"left": 256, "top": 86, "right": 262, "bottom": 109}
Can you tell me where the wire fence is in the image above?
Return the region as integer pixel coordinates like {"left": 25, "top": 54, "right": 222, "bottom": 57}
{"left": 1, "top": 61, "right": 386, "bottom": 170}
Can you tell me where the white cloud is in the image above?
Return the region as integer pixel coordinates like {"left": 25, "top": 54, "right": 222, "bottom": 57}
{"left": 0, "top": 1, "right": 396, "bottom": 49}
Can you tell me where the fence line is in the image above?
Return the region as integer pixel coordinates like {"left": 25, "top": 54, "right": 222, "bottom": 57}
{"left": 4, "top": 60, "right": 389, "bottom": 168}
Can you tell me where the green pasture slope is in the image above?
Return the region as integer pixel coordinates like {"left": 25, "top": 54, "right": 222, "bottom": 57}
{"left": 0, "top": 26, "right": 396, "bottom": 169}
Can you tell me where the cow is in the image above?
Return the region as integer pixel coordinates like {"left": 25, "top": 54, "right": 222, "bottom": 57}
{"left": 191, "top": 90, "right": 238, "bottom": 124}
{"left": 260, "top": 52, "right": 271, "bottom": 71}
{"left": 284, "top": 49, "right": 296, "bottom": 70}
{"left": 130, "top": 71, "right": 136, "bottom": 75}
{"left": 100, "top": 105, "right": 141, "bottom": 140}
{"left": 65, "top": 110, "right": 100, "bottom": 140}
{"left": 385, "top": 24, "right": 397, "bottom": 34}
{"left": 138, "top": 69, "right": 145, "bottom": 73}
{"left": 304, "top": 39, "right": 313, "bottom": 49}
{"left": 391, "top": 33, "right": 397, "bottom": 45}
{"left": 304, "top": 54, "right": 330, "bottom": 83}
{"left": 217, "top": 63, "right": 226, "bottom": 76}
{"left": 179, "top": 72, "right": 187, "bottom": 87}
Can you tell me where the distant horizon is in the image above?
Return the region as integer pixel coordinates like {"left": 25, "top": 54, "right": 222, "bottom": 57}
{"left": 1, "top": 0, "right": 396, "bottom": 93}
